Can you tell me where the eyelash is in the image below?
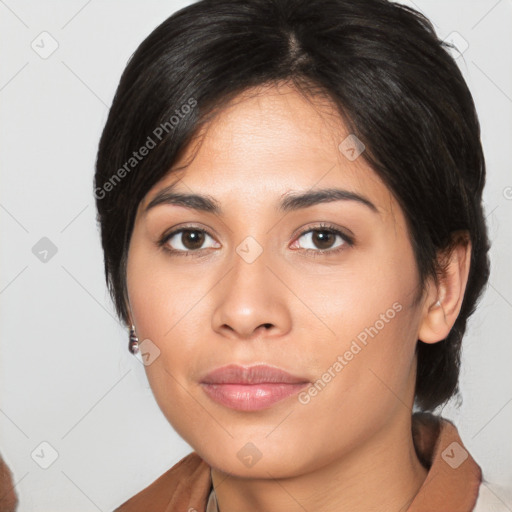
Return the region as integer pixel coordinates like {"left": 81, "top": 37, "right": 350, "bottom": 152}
{"left": 157, "top": 222, "right": 354, "bottom": 258}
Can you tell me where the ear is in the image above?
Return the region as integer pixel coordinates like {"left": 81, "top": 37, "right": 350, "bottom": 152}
{"left": 418, "top": 232, "right": 472, "bottom": 344}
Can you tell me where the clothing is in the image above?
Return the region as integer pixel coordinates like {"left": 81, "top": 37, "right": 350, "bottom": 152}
{"left": 0, "top": 453, "right": 18, "bottom": 512}
{"left": 113, "top": 413, "right": 492, "bottom": 511}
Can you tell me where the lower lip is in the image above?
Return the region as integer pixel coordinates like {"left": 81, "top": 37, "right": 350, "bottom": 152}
{"left": 200, "top": 382, "right": 309, "bottom": 411}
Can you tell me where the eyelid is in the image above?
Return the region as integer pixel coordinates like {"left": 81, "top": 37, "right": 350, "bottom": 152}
{"left": 158, "top": 221, "right": 216, "bottom": 241}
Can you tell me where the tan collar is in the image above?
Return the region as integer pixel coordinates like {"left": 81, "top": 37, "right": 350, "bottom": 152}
{"left": 407, "top": 412, "right": 482, "bottom": 511}
{"left": 114, "top": 413, "right": 482, "bottom": 512}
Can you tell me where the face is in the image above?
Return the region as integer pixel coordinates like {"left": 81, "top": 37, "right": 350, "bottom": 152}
{"left": 126, "top": 82, "right": 427, "bottom": 478}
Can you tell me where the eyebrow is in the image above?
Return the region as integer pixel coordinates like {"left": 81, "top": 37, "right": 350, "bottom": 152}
{"left": 144, "top": 185, "right": 379, "bottom": 215}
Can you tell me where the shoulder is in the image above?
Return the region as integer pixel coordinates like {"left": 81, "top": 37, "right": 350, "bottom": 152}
{"left": 473, "top": 482, "right": 512, "bottom": 512}
{"left": 114, "top": 451, "right": 212, "bottom": 512}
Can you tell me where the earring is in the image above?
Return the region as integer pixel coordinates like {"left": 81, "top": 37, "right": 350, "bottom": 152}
{"left": 435, "top": 300, "right": 441, "bottom": 307}
{"left": 129, "top": 325, "right": 139, "bottom": 355}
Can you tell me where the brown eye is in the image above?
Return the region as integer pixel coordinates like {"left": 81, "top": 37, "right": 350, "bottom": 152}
{"left": 179, "top": 229, "right": 205, "bottom": 250}
{"left": 161, "top": 227, "right": 220, "bottom": 255}
{"left": 311, "top": 230, "right": 336, "bottom": 250}
{"left": 295, "top": 227, "right": 348, "bottom": 252}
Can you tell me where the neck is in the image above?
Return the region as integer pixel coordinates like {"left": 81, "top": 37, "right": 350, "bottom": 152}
{"left": 211, "top": 411, "right": 428, "bottom": 512}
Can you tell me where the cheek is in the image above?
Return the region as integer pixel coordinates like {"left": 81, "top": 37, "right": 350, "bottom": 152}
{"left": 306, "top": 240, "right": 420, "bottom": 405}
{"left": 125, "top": 239, "right": 209, "bottom": 393}
{"left": 126, "top": 236, "right": 193, "bottom": 339}
{"left": 308, "top": 243, "right": 417, "bottom": 348}
{"left": 126, "top": 242, "right": 206, "bottom": 438}
{"left": 298, "top": 303, "right": 419, "bottom": 459}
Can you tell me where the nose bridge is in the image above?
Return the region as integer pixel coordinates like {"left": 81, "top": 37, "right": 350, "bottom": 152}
{"left": 211, "top": 234, "right": 290, "bottom": 338}
{"left": 228, "top": 212, "right": 273, "bottom": 286}
{"left": 227, "top": 235, "right": 273, "bottom": 307}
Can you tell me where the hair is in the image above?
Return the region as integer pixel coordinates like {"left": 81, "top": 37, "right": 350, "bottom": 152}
{"left": 94, "top": 0, "right": 490, "bottom": 411}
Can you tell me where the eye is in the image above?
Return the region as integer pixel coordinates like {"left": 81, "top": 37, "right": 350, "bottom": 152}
{"left": 157, "top": 222, "right": 354, "bottom": 258}
{"left": 158, "top": 226, "right": 220, "bottom": 256}
{"left": 291, "top": 223, "right": 353, "bottom": 256}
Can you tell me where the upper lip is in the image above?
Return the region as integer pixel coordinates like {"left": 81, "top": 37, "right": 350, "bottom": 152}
{"left": 200, "top": 364, "right": 310, "bottom": 385}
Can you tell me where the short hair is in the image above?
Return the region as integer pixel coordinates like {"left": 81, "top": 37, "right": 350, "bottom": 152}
{"left": 94, "top": 0, "right": 491, "bottom": 411}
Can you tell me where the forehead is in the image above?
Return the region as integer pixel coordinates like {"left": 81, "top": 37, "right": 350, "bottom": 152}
{"left": 140, "top": 83, "right": 395, "bottom": 220}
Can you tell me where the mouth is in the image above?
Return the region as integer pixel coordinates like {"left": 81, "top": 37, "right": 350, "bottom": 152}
{"left": 200, "top": 364, "right": 310, "bottom": 411}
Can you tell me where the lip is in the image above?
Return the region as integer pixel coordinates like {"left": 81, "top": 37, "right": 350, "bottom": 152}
{"left": 201, "top": 364, "right": 309, "bottom": 385}
{"left": 200, "top": 364, "right": 310, "bottom": 411}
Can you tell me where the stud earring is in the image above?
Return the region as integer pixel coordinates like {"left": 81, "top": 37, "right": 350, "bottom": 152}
{"left": 435, "top": 300, "right": 441, "bottom": 307}
{"left": 129, "top": 325, "right": 139, "bottom": 355}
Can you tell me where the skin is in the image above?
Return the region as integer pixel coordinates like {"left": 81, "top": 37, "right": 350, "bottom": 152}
{"left": 125, "top": 81, "right": 472, "bottom": 512}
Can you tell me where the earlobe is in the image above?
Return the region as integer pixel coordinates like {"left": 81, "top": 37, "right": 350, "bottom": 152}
{"left": 417, "top": 233, "right": 472, "bottom": 344}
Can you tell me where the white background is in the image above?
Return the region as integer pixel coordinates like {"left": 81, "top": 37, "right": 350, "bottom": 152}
{"left": 1, "top": 1, "right": 511, "bottom": 510}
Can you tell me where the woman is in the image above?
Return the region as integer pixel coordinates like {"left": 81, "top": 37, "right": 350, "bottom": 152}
{"left": 94, "top": 0, "right": 499, "bottom": 510}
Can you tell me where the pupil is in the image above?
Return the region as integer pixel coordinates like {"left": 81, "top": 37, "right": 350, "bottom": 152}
{"left": 183, "top": 229, "right": 204, "bottom": 249}
{"left": 315, "top": 231, "right": 333, "bottom": 249}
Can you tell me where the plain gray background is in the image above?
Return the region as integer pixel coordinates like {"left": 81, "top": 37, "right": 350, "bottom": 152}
{"left": 1, "top": 1, "right": 511, "bottom": 510}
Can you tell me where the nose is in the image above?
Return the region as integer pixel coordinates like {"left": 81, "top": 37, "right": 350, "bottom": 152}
{"left": 211, "top": 247, "right": 292, "bottom": 341}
